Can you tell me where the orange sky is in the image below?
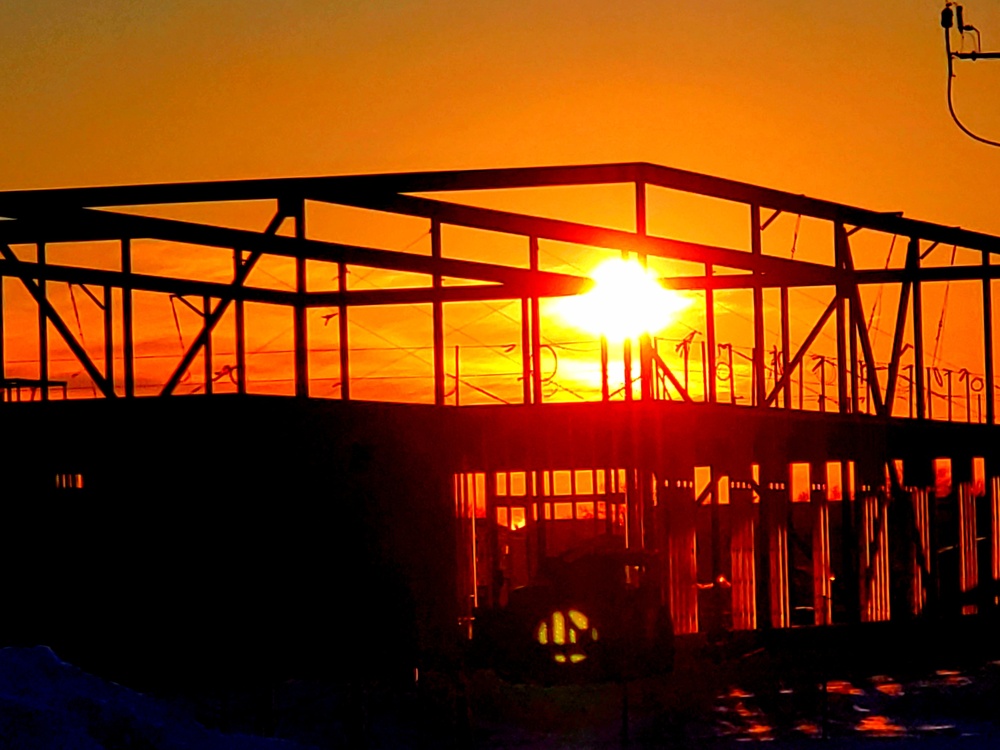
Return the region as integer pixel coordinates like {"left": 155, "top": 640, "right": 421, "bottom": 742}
{"left": 4, "top": 1, "right": 1000, "bottom": 411}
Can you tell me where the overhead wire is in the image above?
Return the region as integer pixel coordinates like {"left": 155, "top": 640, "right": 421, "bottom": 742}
{"left": 66, "top": 283, "right": 98, "bottom": 397}
{"left": 866, "top": 235, "right": 897, "bottom": 351}
{"left": 931, "top": 245, "right": 960, "bottom": 366}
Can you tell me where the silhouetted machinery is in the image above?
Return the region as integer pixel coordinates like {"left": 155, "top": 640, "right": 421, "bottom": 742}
{"left": 470, "top": 536, "right": 675, "bottom": 683}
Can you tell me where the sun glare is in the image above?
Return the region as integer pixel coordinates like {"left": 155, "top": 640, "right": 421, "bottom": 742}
{"left": 553, "top": 258, "right": 691, "bottom": 342}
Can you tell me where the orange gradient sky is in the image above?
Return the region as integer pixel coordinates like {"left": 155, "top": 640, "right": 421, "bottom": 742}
{"left": 4, "top": 1, "right": 1000, "bottom": 409}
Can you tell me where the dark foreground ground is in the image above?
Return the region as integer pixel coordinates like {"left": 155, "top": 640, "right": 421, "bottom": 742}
{"left": 4, "top": 625, "right": 1000, "bottom": 749}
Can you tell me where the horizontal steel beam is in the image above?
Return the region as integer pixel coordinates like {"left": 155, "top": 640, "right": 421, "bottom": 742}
{"left": 0, "top": 257, "right": 298, "bottom": 305}
{"left": 313, "top": 191, "right": 844, "bottom": 285}
{"left": 0, "top": 164, "right": 643, "bottom": 212}
{"left": 0, "top": 258, "right": 555, "bottom": 309}
{"left": 659, "top": 262, "right": 1000, "bottom": 292}
{"left": 5, "top": 161, "right": 1000, "bottom": 255}
{"left": 1, "top": 210, "right": 591, "bottom": 295}
{"left": 638, "top": 164, "right": 1000, "bottom": 254}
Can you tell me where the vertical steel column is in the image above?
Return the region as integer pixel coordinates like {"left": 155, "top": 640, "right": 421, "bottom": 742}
{"left": 623, "top": 344, "right": 633, "bottom": 402}
{"left": 640, "top": 335, "right": 653, "bottom": 401}
{"left": 520, "top": 297, "right": 532, "bottom": 404}
{"left": 909, "top": 239, "right": 926, "bottom": 419}
{"left": 234, "top": 250, "right": 247, "bottom": 395}
{"left": 635, "top": 180, "right": 647, "bottom": 239}
{"left": 0, "top": 276, "right": 5, "bottom": 394}
{"left": 984, "top": 252, "right": 995, "bottom": 424}
{"left": 432, "top": 220, "right": 445, "bottom": 406}
{"left": 705, "top": 265, "right": 717, "bottom": 403}
{"left": 293, "top": 205, "right": 309, "bottom": 398}
{"left": 750, "top": 206, "right": 766, "bottom": 407}
{"left": 338, "top": 262, "right": 350, "bottom": 400}
{"left": 122, "top": 239, "right": 135, "bottom": 398}
{"left": 850, "top": 296, "right": 860, "bottom": 413}
{"left": 841, "top": 459, "right": 859, "bottom": 623}
{"left": 666, "top": 480, "right": 700, "bottom": 634}
{"left": 529, "top": 237, "right": 543, "bottom": 404}
{"left": 710, "top": 465, "right": 722, "bottom": 634}
{"left": 636, "top": 180, "right": 649, "bottom": 401}
{"left": 781, "top": 288, "right": 791, "bottom": 408}
{"left": 730, "top": 478, "right": 757, "bottom": 630}
{"left": 812, "top": 464, "right": 832, "bottom": 625}
{"left": 835, "top": 224, "right": 849, "bottom": 414}
{"left": 103, "top": 286, "right": 113, "bottom": 390}
{"left": 203, "top": 296, "right": 213, "bottom": 396}
{"left": 600, "top": 336, "right": 610, "bottom": 401}
{"left": 753, "top": 464, "right": 772, "bottom": 627}
{"left": 992, "top": 476, "right": 1000, "bottom": 595}
{"left": 760, "top": 460, "right": 790, "bottom": 628}
{"left": 37, "top": 243, "right": 48, "bottom": 401}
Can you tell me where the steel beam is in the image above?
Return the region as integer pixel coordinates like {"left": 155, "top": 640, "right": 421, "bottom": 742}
{"left": 706, "top": 265, "right": 717, "bottom": 403}
{"left": 5, "top": 161, "right": 1000, "bottom": 256}
{"left": 160, "top": 209, "right": 286, "bottom": 397}
{"left": 320, "top": 191, "right": 844, "bottom": 285}
{"left": 37, "top": 243, "right": 48, "bottom": 401}
{"left": 293, "top": 201, "right": 308, "bottom": 398}
{"left": 765, "top": 297, "right": 838, "bottom": 407}
{"left": 234, "top": 250, "right": 246, "bottom": 394}
{"left": 520, "top": 297, "right": 531, "bottom": 405}
{"left": 0, "top": 274, "right": 5, "bottom": 392}
{"left": 840, "top": 239, "right": 885, "bottom": 416}
{"left": 911, "top": 241, "right": 926, "bottom": 420}
{"left": 529, "top": 237, "right": 542, "bottom": 405}
{"left": 122, "top": 239, "right": 134, "bottom": 397}
{"left": 432, "top": 220, "right": 445, "bottom": 406}
{"left": 835, "top": 224, "right": 849, "bottom": 414}
{"left": 884, "top": 245, "right": 916, "bottom": 413}
{"left": 781, "top": 287, "right": 791, "bottom": 409}
{"left": 0, "top": 164, "right": 643, "bottom": 213}
{"left": 203, "top": 296, "right": 213, "bottom": 396}
{"left": 338, "top": 262, "right": 350, "bottom": 400}
{"left": 751, "top": 205, "right": 765, "bottom": 407}
{"left": 0, "top": 243, "right": 115, "bottom": 399}
{"left": 985, "top": 253, "right": 995, "bottom": 424}
{"left": 5, "top": 209, "right": 590, "bottom": 295}
{"left": 0, "top": 258, "right": 295, "bottom": 306}
{"left": 102, "top": 286, "right": 113, "bottom": 389}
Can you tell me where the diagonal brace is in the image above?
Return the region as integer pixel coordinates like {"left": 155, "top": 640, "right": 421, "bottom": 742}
{"left": 160, "top": 209, "right": 286, "bottom": 396}
{"left": 838, "top": 228, "right": 886, "bottom": 416}
{"left": 650, "top": 348, "right": 693, "bottom": 402}
{"left": 0, "top": 244, "right": 115, "bottom": 398}
{"left": 765, "top": 297, "right": 838, "bottom": 406}
{"left": 884, "top": 242, "right": 917, "bottom": 409}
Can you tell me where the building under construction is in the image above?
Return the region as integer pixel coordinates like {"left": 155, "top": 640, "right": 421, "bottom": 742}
{"left": 0, "top": 163, "right": 998, "bottom": 683}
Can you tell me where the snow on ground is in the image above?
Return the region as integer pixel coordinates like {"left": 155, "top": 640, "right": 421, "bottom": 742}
{"left": 4, "top": 643, "right": 1000, "bottom": 748}
{"left": 0, "top": 647, "right": 313, "bottom": 749}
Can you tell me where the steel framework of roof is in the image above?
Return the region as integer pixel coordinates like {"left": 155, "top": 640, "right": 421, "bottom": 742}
{"left": 0, "top": 161, "right": 997, "bottom": 422}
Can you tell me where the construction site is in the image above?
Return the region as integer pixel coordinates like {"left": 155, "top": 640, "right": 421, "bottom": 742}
{"left": 0, "top": 162, "right": 999, "bottom": 691}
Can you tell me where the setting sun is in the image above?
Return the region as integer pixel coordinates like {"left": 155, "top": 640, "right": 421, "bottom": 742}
{"left": 552, "top": 258, "right": 692, "bottom": 342}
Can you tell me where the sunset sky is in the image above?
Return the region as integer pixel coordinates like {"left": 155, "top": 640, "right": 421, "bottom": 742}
{"left": 4, "top": 0, "right": 1000, "bottom": 410}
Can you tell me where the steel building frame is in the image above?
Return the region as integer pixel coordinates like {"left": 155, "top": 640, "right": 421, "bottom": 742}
{"left": 4, "top": 163, "right": 1000, "bottom": 639}
{"left": 0, "top": 161, "right": 996, "bottom": 419}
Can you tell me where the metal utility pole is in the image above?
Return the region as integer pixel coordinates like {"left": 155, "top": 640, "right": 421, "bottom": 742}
{"left": 942, "top": 3, "right": 1000, "bottom": 146}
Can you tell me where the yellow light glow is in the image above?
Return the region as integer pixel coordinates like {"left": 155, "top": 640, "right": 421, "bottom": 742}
{"left": 552, "top": 611, "right": 566, "bottom": 645}
{"left": 552, "top": 258, "right": 691, "bottom": 342}
{"left": 536, "top": 609, "right": 596, "bottom": 664}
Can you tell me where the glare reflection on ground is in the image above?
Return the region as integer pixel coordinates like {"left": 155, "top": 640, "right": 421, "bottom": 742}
{"left": 708, "top": 664, "right": 993, "bottom": 742}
